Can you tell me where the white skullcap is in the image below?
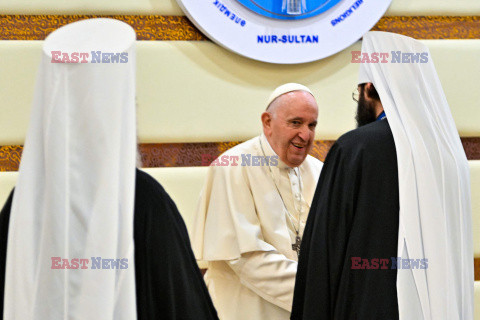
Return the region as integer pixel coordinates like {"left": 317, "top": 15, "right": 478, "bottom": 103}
{"left": 266, "top": 83, "right": 314, "bottom": 109}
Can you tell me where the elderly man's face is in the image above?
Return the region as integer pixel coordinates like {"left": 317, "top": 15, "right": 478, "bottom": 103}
{"left": 262, "top": 91, "right": 318, "bottom": 167}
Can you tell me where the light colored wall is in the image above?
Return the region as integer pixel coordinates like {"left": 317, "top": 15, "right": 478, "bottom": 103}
{"left": 476, "top": 281, "right": 480, "bottom": 320}
{"left": 1, "top": 40, "right": 480, "bottom": 145}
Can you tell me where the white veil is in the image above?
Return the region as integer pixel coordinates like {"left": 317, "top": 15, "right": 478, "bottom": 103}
{"left": 358, "top": 31, "right": 473, "bottom": 320}
{"left": 4, "top": 18, "right": 137, "bottom": 319}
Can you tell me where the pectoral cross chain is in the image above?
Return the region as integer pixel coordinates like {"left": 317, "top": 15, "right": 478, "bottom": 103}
{"left": 292, "top": 235, "right": 301, "bottom": 257}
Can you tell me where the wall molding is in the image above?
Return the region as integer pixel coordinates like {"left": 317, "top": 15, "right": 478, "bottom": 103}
{"left": 0, "top": 15, "right": 479, "bottom": 41}
{"left": 0, "top": 15, "right": 206, "bottom": 40}
{"left": 475, "top": 257, "right": 480, "bottom": 281}
{"left": 1, "top": 138, "right": 479, "bottom": 171}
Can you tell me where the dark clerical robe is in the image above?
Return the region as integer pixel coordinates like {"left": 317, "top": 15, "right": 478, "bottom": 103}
{"left": 0, "top": 169, "right": 218, "bottom": 320}
{"left": 292, "top": 119, "right": 400, "bottom": 320}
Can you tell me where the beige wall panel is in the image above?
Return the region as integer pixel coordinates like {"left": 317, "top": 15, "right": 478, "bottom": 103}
{"left": 0, "top": 172, "right": 16, "bottom": 207}
{"left": 386, "top": 0, "right": 480, "bottom": 16}
{"left": 430, "top": 40, "right": 480, "bottom": 138}
{"left": 0, "top": 41, "right": 40, "bottom": 146}
{"left": 0, "top": 0, "right": 478, "bottom": 16}
{"left": 0, "top": 167, "right": 208, "bottom": 235}
{"left": 0, "top": 168, "right": 206, "bottom": 270}
{"left": 142, "top": 167, "right": 208, "bottom": 234}
{"left": 0, "top": 168, "right": 209, "bottom": 267}
{"left": 1, "top": 40, "right": 480, "bottom": 145}
{"left": 136, "top": 41, "right": 360, "bottom": 143}
{"left": 142, "top": 167, "right": 209, "bottom": 268}
{"left": 476, "top": 281, "right": 480, "bottom": 320}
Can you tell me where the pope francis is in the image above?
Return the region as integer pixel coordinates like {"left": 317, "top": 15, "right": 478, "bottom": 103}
{"left": 192, "top": 83, "right": 323, "bottom": 320}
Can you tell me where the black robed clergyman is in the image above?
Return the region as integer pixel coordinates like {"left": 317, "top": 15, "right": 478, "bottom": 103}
{"left": 292, "top": 31, "right": 473, "bottom": 320}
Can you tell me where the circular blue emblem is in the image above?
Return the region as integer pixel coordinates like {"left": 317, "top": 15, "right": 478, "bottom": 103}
{"left": 236, "top": 0, "right": 343, "bottom": 20}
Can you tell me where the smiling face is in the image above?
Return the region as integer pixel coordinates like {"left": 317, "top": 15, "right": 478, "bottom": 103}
{"left": 262, "top": 90, "right": 318, "bottom": 167}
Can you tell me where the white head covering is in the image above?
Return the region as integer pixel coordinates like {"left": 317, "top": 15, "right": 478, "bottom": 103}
{"left": 359, "top": 31, "right": 473, "bottom": 320}
{"left": 4, "top": 19, "right": 137, "bottom": 319}
{"left": 266, "top": 83, "right": 314, "bottom": 108}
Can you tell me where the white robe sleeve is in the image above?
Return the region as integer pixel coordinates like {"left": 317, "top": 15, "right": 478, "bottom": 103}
{"left": 192, "top": 162, "right": 279, "bottom": 261}
{"left": 227, "top": 251, "right": 297, "bottom": 311}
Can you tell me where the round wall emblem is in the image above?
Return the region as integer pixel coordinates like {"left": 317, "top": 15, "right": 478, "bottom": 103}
{"left": 177, "top": 0, "right": 392, "bottom": 64}
{"left": 236, "top": 0, "right": 343, "bottom": 20}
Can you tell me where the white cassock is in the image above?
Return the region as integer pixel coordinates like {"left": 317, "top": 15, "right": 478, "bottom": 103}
{"left": 192, "top": 134, "right": 322, "bottom": 320}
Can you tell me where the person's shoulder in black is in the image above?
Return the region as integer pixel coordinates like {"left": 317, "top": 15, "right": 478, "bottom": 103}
{"left": 0, "top": 190, "right": 13, "bottom": 320}
{"left": 335, "top": 119, "right": 394, "bottom": 154}
{"left": 133, "top": 169, "right": 218, "bottom": 320}
{"left": 292, "top": 119, "right": 399, "bottom": 320}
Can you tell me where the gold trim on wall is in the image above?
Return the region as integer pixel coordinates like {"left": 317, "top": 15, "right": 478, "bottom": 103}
{"left": 475, "top": 257, "right": 480, "bottom": 281}
{"left": 1, "top": 138, "right": 480, "bottom": 171}
{"left": 0, "top": 15, "right": 479, "bottom": 41}
{"left": 0, "top": 141, "right": 334, "bottom": 171}
{"left": 371, "top": 16, "right": 480, "bottom": 39}
{"left": 0, "top": 15, "right": 207, "bottom": 41}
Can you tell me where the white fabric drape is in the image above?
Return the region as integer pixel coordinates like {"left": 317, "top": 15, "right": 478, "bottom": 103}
{"left": 4, "top": 18, "right": 137, "bottom": 319}
{"left": 358, "top": 31, "right": 473, "bottom": 320}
